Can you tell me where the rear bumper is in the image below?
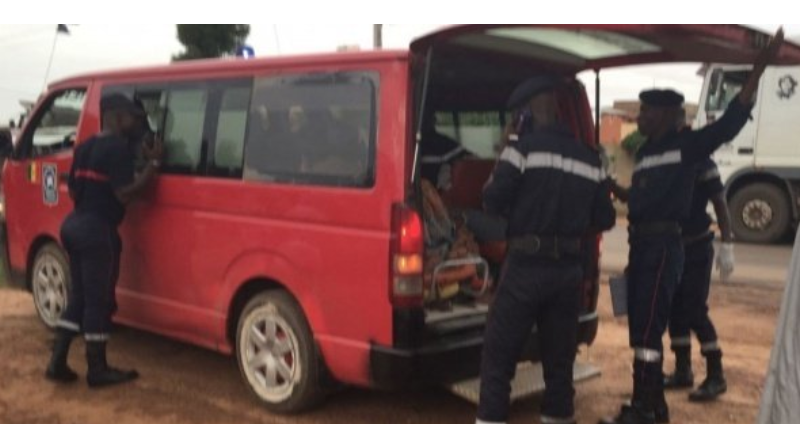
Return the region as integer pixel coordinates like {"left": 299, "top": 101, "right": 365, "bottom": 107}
{"left": 369, "top": 312, "right": 599, "bottom": 389}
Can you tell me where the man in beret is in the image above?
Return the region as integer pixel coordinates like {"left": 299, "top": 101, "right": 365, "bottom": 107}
{"left": 45, "top": 93, "right": 163, "bottom": 388}
{"left": 476, "top": 75, "right": 616, "bottom": 424}
{"left": 419, "top": 108, "right": 472, "bottom": 190}
{"left": 601, "top": 29, "right": 784, "bottom": 424}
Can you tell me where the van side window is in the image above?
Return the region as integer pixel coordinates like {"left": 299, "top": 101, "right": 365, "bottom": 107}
{"left": 211, "top": 85, "right": 251, "bottom": 177}
{"left": 20, "top": 88, "right": 86, "bottom": 158}
{"left": 163, "top": 88, "right": 208, "bottom": 174}
{"left": 243, "top": 72, "right": 378, "bottom": 188}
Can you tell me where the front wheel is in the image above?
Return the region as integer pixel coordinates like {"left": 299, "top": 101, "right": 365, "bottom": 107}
{"left": 236, "top": 291, "right": 325, "bottom": 414}
{"left": 31, "top": 243, "right": 70, "bottom": 330}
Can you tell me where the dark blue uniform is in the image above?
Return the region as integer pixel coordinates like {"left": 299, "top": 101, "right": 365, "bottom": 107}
{"left": 477, "top": 124, "right": 616, "bottom": 423}
{"left": 625, "top": 100, "right": 751, "bottom": 416}
{"left": 56, "top": 134, "right": 135, "bottom": 342}
{"left": 666, "top": 159, "right": 725, "bottom": 393}
{"left": 669, "top": 159, "right": 723, "bottom": 351}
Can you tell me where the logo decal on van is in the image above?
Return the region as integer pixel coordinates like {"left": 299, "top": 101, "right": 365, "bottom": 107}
{"left": 42, "top": 164, "right": 58, "bottom": 206}
{"left": 778, "top": 75, "right": 797, "bottom": 100}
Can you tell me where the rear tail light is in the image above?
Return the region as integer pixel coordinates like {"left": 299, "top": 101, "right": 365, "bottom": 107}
{"left": 391, "top": 203, "right": 424, "bottom": 308}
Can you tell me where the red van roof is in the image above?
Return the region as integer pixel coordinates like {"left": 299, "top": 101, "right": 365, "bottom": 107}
{"left": 51, "top": 50, "right": 410, "bottom": 88}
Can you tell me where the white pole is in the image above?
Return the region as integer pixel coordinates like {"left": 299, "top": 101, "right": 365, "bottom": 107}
{"left": 273, "top": 24, "right": 282, "bottom": 54}
{"left": 373, "top": 24, "right": 383, "bottom": 49}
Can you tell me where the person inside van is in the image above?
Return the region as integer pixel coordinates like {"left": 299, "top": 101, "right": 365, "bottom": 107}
{"left": 46, "top": 93, "right": 164, "bottom": 388}
{"left": 249, "top": 106, "right": 303, "bottom": 178}
{"left": 419, "top": 109, "right": 472, "bottom": 190}
{"left": 302, "top": 107, "right": 363, "bottom": 178}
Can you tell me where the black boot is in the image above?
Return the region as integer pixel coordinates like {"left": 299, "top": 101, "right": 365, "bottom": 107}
{"left": 599, "top": 375, "right": 656, "bottom": 424}
{"left": 45, "top": 329, "right": 78, "bottom": 383}
{"left": 663, "top": 346, "right": 694, "bottom": 390}
{"left": 689, "top": 350, "right": 727, "bottom": 402}
{"left": 653, "top": 367, "right": 670, "bottom": 424}
{"left": 599, "top": 404, "right": 656, "bottom": 424}
{"left": 85, "top": 341, "right": 139, "bottom": 388}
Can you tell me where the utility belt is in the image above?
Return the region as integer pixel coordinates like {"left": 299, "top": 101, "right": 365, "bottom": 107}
{"left": 683, "top": 230, "right": 715, "bottom": 246}
{"left": 508, "top": 235, "right": 582, "bottom": 259}
{"left": 629, "top": 221, "right": 682, "bottom": 239}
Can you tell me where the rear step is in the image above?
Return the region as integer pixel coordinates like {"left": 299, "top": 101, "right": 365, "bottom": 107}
{"left": 447, "top": 361, "right": 601, "bottom": 404}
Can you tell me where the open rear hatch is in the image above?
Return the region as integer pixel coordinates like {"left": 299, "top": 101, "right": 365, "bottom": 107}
{"left": 407, "top": 24, "right": 800, "bottom": 404}
{"left": 411, "top": 25, "right": 800, "bottom": 70}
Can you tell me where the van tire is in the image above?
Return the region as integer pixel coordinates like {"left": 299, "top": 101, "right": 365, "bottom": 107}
{"left": 730, "top": 183, "right": 790, "bottom": 244}
{"left": 235, "top": 290, "right": 325, "bottom": 414}
{"left": 31, "top": 243, "right": 71, "bottom": 330}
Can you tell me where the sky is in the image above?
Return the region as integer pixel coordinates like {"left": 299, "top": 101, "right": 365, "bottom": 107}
{"left": 0, "top": 24, "right": 798, "bottom": 124}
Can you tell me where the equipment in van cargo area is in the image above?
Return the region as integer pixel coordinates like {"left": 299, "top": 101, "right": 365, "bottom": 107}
{"left": 421, "top": 179, "right": 491, "bottom": 304}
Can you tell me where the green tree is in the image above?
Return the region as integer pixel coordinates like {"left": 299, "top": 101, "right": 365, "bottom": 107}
{"left": 621, "top": 130, "right": 647, "bottom": 156}
{"left": 173, "top": 25, "right": 251, "bottom": 61}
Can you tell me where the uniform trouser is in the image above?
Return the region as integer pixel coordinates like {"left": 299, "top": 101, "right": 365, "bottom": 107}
{"left": 627, "top": 233, "right": 684, "bottom": 399}
{"left": 56, "top": 212, "right": 122, "bottom": 342}
{"left": 669, "top": 237, "right": 720, "bottom": 352}
{"left": 477, "top": 253, "right": 583, "bottom": 423}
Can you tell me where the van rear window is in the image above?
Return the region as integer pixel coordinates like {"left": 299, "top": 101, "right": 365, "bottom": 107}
{"left": 243, "top": 72, "right": 378, "bottom": 188}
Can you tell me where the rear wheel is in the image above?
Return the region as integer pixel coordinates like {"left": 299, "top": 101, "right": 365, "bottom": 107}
{"left": 730, "top": 183, "right": 791, "bottom": 244}
{"left": 236, "top": 291, "right": 324, "bottom": 414}
{"left": 31, "top": 243, "right": 70, "bottom": 330}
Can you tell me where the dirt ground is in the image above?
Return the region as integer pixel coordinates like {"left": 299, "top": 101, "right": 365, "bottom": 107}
{"left": 0, "top": 280, "right": 783, "bottom": 424}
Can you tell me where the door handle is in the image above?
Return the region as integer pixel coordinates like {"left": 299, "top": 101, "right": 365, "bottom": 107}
{"left": 738, "top": 148, "right": 754, "bottom": 155}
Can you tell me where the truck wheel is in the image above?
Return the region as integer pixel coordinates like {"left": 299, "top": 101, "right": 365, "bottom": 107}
{"left": 31, "top": 243, "right": 70, "bottom": 330}
{"left": 236, "top": 290, "right": 324, "bottom": 414}
{"left": 730, "top": 183, "right": 790, "bottom": 244}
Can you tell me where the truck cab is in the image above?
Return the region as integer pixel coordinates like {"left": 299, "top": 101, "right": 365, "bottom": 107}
{"left": 698, "top": 59, "right": 800, "bottom": 243}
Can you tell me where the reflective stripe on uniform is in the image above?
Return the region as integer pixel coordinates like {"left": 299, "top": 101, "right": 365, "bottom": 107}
{"left": 634, "top": 150, "right": 682, "bottom": 172}
{"left": 499, "top": 147, "right": 526, "bottom": 172}
{"left": 56, "top": 320, "right": 80, "bottom": 332}
{"left": 542, "top": 415, "right": 576, "bottom": 424}
{"left": 476, "top": 420, "right": 506, "bottom": 424}
{"left": 671, "top": 336, "right": 692, "bottom": 348}
{"left": 499, "top": 148, "right": 606, "bottom": 183}
{"left": 635, "top": 348, "right": 662, "bottom": 363}
{"left": 74, "top": 169, "right": 110, "bottom": 182}
{"left": 85, "top": 333, "right": 110, "bottom": 342}
{"left": 701, "top": 341, "right": 721, "bottom": 353}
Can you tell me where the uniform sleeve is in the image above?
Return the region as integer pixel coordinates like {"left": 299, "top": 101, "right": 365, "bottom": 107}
{"left": 483, "top": 145, "right": 525, "bottom": 216}
{"left": 67, "top": 147, "right": 79, "bottom": 193}
{"left": 698, "top": 161, "right": 725, "bottom": 197}
{"left": 107, "top": 140, "right": 135, "bottom": 190}
{"left": 67, "top": 142, "right": 89, "bottom": 195}
{"left": 590, "top": 178, "right": 617, "bottom": 232}
{"left": 682, "top": 97, "right": 754, "bottom": 164}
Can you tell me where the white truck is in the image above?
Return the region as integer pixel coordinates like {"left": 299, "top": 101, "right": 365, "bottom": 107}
{"left": 697, "top": 60, "right": 800, "bottom": 244}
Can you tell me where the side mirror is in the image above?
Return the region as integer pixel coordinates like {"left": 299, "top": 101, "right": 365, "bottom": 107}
{"left": 0, "top": 129, "right": 13, "bottom": 158}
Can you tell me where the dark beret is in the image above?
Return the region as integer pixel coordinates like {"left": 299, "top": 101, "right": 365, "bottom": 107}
{"left": 100, "top": 93, "right": 144, "bottom": 115}
{"left": 507, "top": 75, "right": 562, "bottom": 109}
{"left": 639, "top": 89, "right": 685, "bottom": 107}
